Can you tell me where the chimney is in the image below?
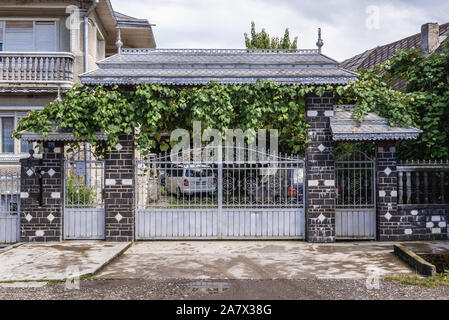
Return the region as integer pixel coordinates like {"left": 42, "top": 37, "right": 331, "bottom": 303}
{"left": 421, "top": 22, "right": 440, "bottom": 56}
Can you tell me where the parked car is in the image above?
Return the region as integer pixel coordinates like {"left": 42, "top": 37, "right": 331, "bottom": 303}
{"left": 165, "top": 165, "right": 216, "bottom": 198}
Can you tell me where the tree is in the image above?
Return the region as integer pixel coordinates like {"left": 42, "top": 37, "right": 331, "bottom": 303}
{"left": 244, "top": 21, "right": 298, "bottom": 49}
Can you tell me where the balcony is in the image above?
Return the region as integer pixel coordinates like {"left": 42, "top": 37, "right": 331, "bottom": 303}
{"left": 0, "top": 52, "right": 75, "bottom": 93}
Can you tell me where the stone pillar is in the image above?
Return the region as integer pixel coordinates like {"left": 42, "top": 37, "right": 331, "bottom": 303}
{"left": 104, "top": 134, "right": 135, "bottom": 242}
{"left": 305, "top": 93, "right": 336, "bottom": 243}
{"left": 20, "top": 142, "right": 64, "bottom": 242}
{"left": 376, "top": 141, "right": 401, "bottom": 241}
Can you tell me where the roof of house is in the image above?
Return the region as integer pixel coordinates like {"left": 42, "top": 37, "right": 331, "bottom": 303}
{"left": 330, "top": 106, "right": 422, "bottom": 141}
{"left": 341, "top": 22, "right": 449, "bottom": 71}
{"left": 80, "top": 48, "right": 359, "bottom": 86}
{"left": 93, "top": 1, "right": 156, "bottom": 54}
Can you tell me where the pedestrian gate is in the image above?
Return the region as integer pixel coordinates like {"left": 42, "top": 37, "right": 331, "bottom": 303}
{"left": 0, "top": 168, "right": 20, "bottom": 243}
{"left": 64, "top": 148, "right": 105, "bottom": 240}
{"left": 335, "top": 151, "right": 376, "bottom": 239}
{"left": 135, "top": 147, "right": 305, "bottom": 240}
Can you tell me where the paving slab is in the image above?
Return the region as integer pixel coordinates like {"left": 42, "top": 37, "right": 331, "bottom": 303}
{"left": 0, "top": 242, "right": 131, "bottom": 281}
{"left": 96, "top": 241, "right": 416, "bottom": 280}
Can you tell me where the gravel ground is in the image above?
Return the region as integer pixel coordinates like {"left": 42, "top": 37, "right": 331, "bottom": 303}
{"left": 0, "top": 279, "right": 448, "bottom": 300}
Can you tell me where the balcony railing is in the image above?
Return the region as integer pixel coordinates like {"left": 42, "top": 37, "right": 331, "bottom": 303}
{"left": 0, "top": 52, "right": 74, "bottom": 84}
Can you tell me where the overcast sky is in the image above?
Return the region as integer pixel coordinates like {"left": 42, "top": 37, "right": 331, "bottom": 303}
{"left": 110, "top": 0, "right": 448, "bottom": 62}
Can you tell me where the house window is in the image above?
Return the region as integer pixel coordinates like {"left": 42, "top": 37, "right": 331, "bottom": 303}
{"left": 0, "top": 20, "right": 56, "bottom": 52}
{"left": 1, "top": 117, "right": 14, "bottom": 153}
{"left": 0, "top": 21, "right": 3, "bottom": 51}
{"left": 0, "top": 114, "right": 35, "bottom": 155}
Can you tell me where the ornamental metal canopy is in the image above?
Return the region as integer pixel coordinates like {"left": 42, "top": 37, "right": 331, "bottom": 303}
{"left": 330, "top": 106, "right": 422, "bottom": 141}
{"left": 80, "top": 48, "right": 359, "bottom": 86}
{"left": 20, "top": 130, "right": 108, "bottom": 142}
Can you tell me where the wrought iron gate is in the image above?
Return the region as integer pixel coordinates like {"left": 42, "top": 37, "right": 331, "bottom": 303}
{"left": 0, "top": 168, "right": 20, "bottom": 243}
{"left": 63, "top": 147, "right": 105, "bottom": 240}
{"left": 135, "top": 147, "right": 305, "bottom": 240}
{"left": 335, "top": 151, "right": 376, "bottom": 240}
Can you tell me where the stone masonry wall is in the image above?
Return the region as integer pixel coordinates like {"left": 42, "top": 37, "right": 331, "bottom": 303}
{"left": 376, "top": 141, "right": 401, "bottom": 241}
{"left": 396, "top": 205, "right": 448, "bottom": 240}
{"left": 104, "top": 134, "right": 135, "bottom": 242}
{"left": 20, "top": 142, "right": 64, "bottom": 242}
{"left": 306, "top": 93, "right": 336, "bottom": 243}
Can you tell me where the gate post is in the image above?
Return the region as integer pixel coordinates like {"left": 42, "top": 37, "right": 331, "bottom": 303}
{"left": 376, "top": 141, "right": 400, "bottom": 241}
{"left": 104, "top": 134, "right": 135, "bottom": 242}
{"left": 20, "top": 142, "right": 64, "bottom": 242}
{"left": 305, "top": 93, "right": 336, "bottom": 243}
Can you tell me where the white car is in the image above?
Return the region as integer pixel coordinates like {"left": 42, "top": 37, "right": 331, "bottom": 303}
{"left": 165, "top": 165, "right": 216, "bottom": 197}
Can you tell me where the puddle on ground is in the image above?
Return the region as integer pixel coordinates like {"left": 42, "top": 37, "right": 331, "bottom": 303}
{"left": 187, "top": 281, "right": 230, "bottom": 295}
{"left": 419, "top": 254, "right": 449, "bottom": 274}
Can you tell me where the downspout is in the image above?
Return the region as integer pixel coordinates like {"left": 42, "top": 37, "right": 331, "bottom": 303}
{"left": 84, "top": 0, "right": 99, "bottom": 73}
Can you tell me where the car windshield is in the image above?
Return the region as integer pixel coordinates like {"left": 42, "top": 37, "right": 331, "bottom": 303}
{"left": 185, "top": 168, "right": 213, "bottom": 177}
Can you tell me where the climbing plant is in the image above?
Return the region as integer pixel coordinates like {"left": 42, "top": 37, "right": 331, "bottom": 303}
{"left": 14, "top": 82, "right": 319, "bottom": 156}
{"left": 14, "top": 44, "right": 448, "bottom": 159}
{"left": 336, "top": 44, "right": 449, "bottom": 160}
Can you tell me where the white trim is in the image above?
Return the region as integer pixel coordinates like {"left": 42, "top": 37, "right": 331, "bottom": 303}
{"left": 0, "top": 18, "right": 59, "bottom": 22}
{"left": 0, "top": 106, "right": 44, "bottom": 111}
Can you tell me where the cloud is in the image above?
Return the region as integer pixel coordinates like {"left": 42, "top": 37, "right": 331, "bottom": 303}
{"left": 110, "top": 0, "right": 449, "bottom": 61}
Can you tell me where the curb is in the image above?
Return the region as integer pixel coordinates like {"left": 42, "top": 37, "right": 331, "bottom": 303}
{"left": 394, "top": 244, "right": 436, "bottom": 277}
{"left": 0, "top": 243, "right": 24, "bottom": 255}
{"left": 83, "top": 242, "right": 133, "bottom": 278}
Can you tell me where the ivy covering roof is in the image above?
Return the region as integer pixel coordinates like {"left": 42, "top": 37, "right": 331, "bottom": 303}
{"left": 330, "top": 106, "right": 422, "bottom": 141}
{"left": 80, "top": 48, "right": 358, "bottom": 86}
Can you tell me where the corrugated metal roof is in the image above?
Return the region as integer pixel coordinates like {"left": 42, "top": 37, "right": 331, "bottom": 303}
{"left": 80, "top": 48, "right": 358, "bottom": 86}
{"left": 330, "top": 106, "right": 422, "bottom": 141}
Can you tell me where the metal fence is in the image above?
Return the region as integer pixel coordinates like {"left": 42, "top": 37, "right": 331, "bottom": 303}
{"left": 135, "top": 147, "right": 305, "bottom": 240}
{"left": 397, "top": 160, "right": 449, "bottom": 205}
{"left": 63, "top": 146, "right": 105, "bottom": 239}
{"left": 0, "top": 167, "right": 20, "bottom": 243}
{"left": 335, "top": 151, "right": 376, "bottom": 209}
{"left": 335, "top": 151, "right": 376, "bottom": 240}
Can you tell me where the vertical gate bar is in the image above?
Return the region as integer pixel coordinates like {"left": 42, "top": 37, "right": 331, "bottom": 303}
{"left": 217, "top": 145, "right": 223, "bottom": 239}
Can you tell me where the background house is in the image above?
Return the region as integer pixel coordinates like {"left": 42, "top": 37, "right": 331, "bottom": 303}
{"left": 0, "top": 0, "right": 155, "bottom": 167}
{"left": 341, "top": 22, "right": 449, "bottom": 71}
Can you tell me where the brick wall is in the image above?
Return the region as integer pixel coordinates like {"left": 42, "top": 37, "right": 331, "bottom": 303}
{"left": 305, "top": 93, "right": 336, "bottom": 243}
{"left": 376, "top": 141, "right": 401, "bottom": 241}
{"left": 104, "top": 134, "right": 135, "bottom": 242}
{"left": 396, "top": 205, "right": 448, "bottom": 240}
{"left": 20, "top": 142, "right": 64, "bottom": 242}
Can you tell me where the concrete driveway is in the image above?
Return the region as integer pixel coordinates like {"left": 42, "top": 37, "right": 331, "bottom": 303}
{"left": 0, "top": 242, "right": 130, "bottom": 281}
{"left": 96, "top": 241, "right": 414, "bottom": 280}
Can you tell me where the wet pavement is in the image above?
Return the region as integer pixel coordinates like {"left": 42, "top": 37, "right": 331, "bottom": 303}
{"left": 96, "top": 241, "right": 415, "bottom": 280}
{"left": 0, "top": 242, "right": 130, "bottom": 281}
{"left": 1, "top": 278, "right": 449, "bottom": 300}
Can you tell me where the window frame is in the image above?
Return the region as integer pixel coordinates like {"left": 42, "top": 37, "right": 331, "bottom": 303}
{"left": 0, "top": 113, "right": 37, "bottom": 155}
{"left": 0, "top": 18, "right": 59, "bottom": 52}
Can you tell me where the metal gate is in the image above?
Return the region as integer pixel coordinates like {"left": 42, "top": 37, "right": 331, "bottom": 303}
{"left": 63, "top": 147, "right": 105, "bottom": 240}
{"left": 335, "top": 151, "right": 376, "bottom": 240}
{"left": 135, "top": 147, "right": 305, "bottom": 240}
{"left": 0, "top": 168, "right": 20, "bottom": 243}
